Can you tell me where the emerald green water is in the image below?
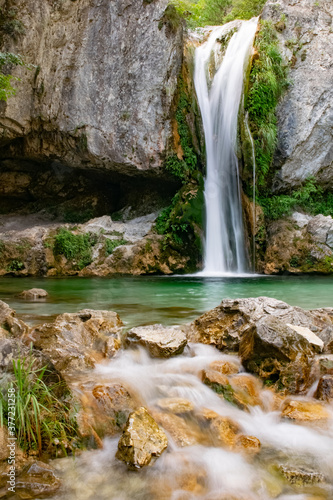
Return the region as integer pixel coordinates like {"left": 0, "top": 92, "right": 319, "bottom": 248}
{"left": 0, "top": 275, "right": 332, "bottom": 328}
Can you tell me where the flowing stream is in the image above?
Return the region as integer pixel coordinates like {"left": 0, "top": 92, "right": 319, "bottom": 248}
{"left": 194, "top": 19, "right": 258, "bottom": 275}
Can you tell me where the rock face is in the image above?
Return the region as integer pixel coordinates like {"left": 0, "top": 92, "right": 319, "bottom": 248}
{"left": 0, "top": 0, "right": 182, "bottom": 177}
{"left": 186, "top": 297, "right": 333, "bottom": 392}
{"left": 30, "top": 309, "right": 123, "bottom": 373}
{"left": 261, "top": 0, "right": 333, "bottom": 190}
{"left": 116, "top": 407, "right": 168, "bottom": 469}
{"left": 262, "top": 213, "right": 333, "bottom": 275}
{"left": 126, "top": 324, "right": 187, "bottom": 357}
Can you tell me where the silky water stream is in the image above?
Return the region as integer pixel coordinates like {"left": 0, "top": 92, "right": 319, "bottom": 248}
{"left": 51, "top": 344, "right": 333, "bottom": 500}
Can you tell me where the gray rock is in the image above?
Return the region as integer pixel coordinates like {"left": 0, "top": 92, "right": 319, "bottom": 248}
{"left": 126, "top": 324, "right": 187, "bottom": 357}
{"left": 291, "top": 212, "right": 312, "bottom": 229}
{"left": 0, "top": 300, "right": 29, "bottom": 337}
{"left": 16, "top": 461, "right": 60, "bottom": 498}
{"left": 307, "top": 214, "right": 333, "bottom": 244}
{"left": 261, "top": 0, "right": 333, "bottom": 190}
{"left": 315, "top": 374, "right": 333, "bottom": 401}
{"left": 17, "top": 288, "right": 49, "bottom": 300}
{"left": 0, "top": 0, "right": 182, "bottom": 176}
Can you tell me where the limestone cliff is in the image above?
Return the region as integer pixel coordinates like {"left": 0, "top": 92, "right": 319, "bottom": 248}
{"left": 262, "top": 0, "right": 333, "bottom": 190}
{"left": 0, "top": 0, "right": 183, "bottom": 176}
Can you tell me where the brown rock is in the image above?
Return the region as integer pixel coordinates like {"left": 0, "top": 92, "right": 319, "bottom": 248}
{"left": 281, "top": 399, "right": 330, "bottom": 423}
{"left": 0, "top": 300, "right": 29, "bottom": 337}
{"left": 276, "top": 464, "right": 324, "bottom": 487}
{"left": 315, "top": 375, "right": 333, "bottom": 402}
{"left": 152, "top": 411, "right": 199, "bottom": 447}
{"left": 156, "top": 398, "right": 194, "bottom": 414}
{"left": 116, "top": 407, "right": 168, "bottom": 469}
{"left": 17, "top": 288, "right": 49, "bottom": 300}
{"left": 228, "top": 373, "right": 263, "bottom": 409}
{"left": 209, "top": 416, "right": 241, "bottom": 448}
{"left": 234, "top": 435, "right": 261, "bottom": 455}
{"left": 15, "top": 461, "right": 60, "bottom": 499}
{"left": 202, "top": 369, "right": 229, "bottom": 389}
{"left": 209, "top": 359, "right": 239, "bottom": 375}
{"left": 126, "top": 324, "right": 187, "bottom": 357}
{"left": 30, "top": 309, "right": 122, "bottom": 373}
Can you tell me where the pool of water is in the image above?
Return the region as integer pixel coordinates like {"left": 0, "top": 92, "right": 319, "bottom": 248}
{"left": 0, "top": 275, "right": 332, "bottom": 328}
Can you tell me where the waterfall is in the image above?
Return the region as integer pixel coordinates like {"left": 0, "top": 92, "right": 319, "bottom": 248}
{"left": 194, "top": 18, "right": 258, "bottom": 275}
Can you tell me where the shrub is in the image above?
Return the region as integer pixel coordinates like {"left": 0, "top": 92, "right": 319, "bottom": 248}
{"left": 245, "top": 20, "right": 289, "bottom": 188}
{"left": 0, "top": 51, "right": 24, "bottom": 101}
{"left": 53, "top": 229, "right": 97, "bottom": 269}
{"left": 158, "top": 4, "right": 183, "bottom": 33}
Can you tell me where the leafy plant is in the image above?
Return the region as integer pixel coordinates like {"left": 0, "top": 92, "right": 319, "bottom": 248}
{"left": 105, "top": 238, "right": 128, "bottom": 255}
{"left": 6, "top": 259, "right": 24, "bottom": 272}
{"left": 0, "top": 357, "right": 77, "bottom": 455}
{"left": 245, "top": 20, "right": 289, "bottom": 188}
{"left": 158, "top": 3, "right": 183, "bottom": 33}
{"left": 0, "top": 51, "right": 24, "bottom": 101}
{"left": 53, "top": 229, "right": 97, "bottom": 269}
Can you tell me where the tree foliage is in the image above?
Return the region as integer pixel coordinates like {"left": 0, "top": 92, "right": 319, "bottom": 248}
{"left": 0, "top": 51, "right": 24, "bottom": 101}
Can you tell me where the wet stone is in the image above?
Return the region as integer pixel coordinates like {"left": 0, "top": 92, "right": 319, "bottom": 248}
{"left": 315, "top": 375, "right": 333, "bottom": 402}
{"left": 281, "top": 399, "right": 330, "bottom": 423}
{"left": 17, "top": 288, "right": 49, "bottom": 300}
{"left": 277, "top": 464, "right": 325, "bottom": 487}
{"left": 208, "top": 359, "right": 240, "bottom": 375}
{"left": 152, "top": 411, "right": 199, "bottom": 447}
{"left": 116, "top": 407, "right": 168, "bottom": 469}
{"left": 155, "top": 397, "right": 194, "bottom": 414}
{"left": 234, "top": 435, "right": 261, "bottom": 455}
{"left": 126, "top": 324, "right": 187, "bottom": 358}
{"left": 15, "top": 461, "right": 60, "bottom": 499}
{"left": 209, "top": 416, "right": 241, "bottom": 448}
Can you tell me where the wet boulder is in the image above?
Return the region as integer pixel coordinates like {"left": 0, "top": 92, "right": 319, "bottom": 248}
{"left": 126, "top": 324, "right": 187, "bottom": 357}
{"left": 239, "top": 316, "right": 322, "bottom": 393}
{"left": 276, "top": 464, "right": 325, "bottom": 488}
{"left": 209, "top": 415, "right": 241, "bottom": 448}
{"left": 0, "top": 300, "right": 29, "bottom": 337}
{"left": 15, "top": 461, "right": 60, "bottom": 499}
{"left": 116, "top": 407, "right": 168, "bottom": 469}
{"left": 30, "top": 309, "right": 123, "bottom": 373}
{"left": 315, "top": 375, "right": 333, "bottom": 402}
{"left": 17, "top": 288, "right": 49, "bottom": 300}
{"left": 152, "top": 411, "right": 199, "bottom": 447}
{"left": 281, "top": 399, "right": 330, "bottom": 423}
{"left": 155, "top": 397, "right": 194, "bottom": 415}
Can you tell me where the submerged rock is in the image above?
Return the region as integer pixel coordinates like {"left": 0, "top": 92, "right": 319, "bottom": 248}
{"left": 152, "top": 411, "right": 199, "bottom": 447}
{"left": 234, "top": 435, "right": 261, "bottom": 456}
{"left": 209, "top": 416, "right": 241, "bottom": 448}
{"left": 155, "top": 398, "right": 194, "bottom": 415}
{"left": 17, "top": 288, "right": 49, "bottom": 300}
{"left": 116, "top": 407, "right": 168, "bottom": 469}
{"left": 15, "top": 461, "right": 60, "bottom": 499}
{"left": 126, "top": 324, "right": 187, "bottom": 357}
{"left": 315, "top": 375, "right": 333, "bottom": 402}
{"left": 30, "top": 309, "right": 123, "bottom": 373}
{"left": 276, "top": 464, "right": 325, "bottom": 487}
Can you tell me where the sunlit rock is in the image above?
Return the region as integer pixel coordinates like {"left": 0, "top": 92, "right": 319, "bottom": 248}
{"left": 281, "top": 399, "right": 330, "bottom": 423}
{"left": 126, "top": 324, "right": 187, "bottom": 358}
{"left": 116, "top": 407, "right": 168, "bottom": 469}
{"left": 234, "top": 435, "right": 261, "bottom": 456}
{"left": 209, "top": 415, "right": 241, "bottom": 448}
{"left": 155, "top": 397, "right": 194, "bottom": 415}
{"left": 30, "top": 309, "right": 123, "bottom": 373}
{"left": 152, "top": 411, "right": 199, "bottom": 447}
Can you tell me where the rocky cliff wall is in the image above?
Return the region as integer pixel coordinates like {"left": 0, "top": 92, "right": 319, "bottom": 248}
{"left": 0, "top": 0, "right": 183, "bottom": 177}
{"left": 262, "top": 0, "right": 333, "bottom": 191}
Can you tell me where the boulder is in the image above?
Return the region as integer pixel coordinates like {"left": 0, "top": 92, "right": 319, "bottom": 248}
{"left": 281, "top": 399, "right": 330, "bottom": 423}
{"left": 75, "top": 382, "right": 139, "bottom": 440}
{"left": 0, "top": 300, "right": 29, "bottom": 337}
{"left": 155, "top": 398, "right": 194, "bottom": 415}
{"left": 15, "top": 461, "right": 60, "bottom": 499}
{"left": 30, "top": 309, "right": 123, "bottom": 373}
{"left": 116, "top": 407, "right": 168, "bottom": 469}
{"left": 209, "top": 416, "right": 241, "bottom": 448}
{"left": 185, "top": 296, "right": 330, "bottom": 352}
{"left": 126, "top": 324, "right": 187, "bottom": 358}
{"left": 315, "top": 375, "right": 333, "bottom": 402}
{"left": 17, "top": 288, "right": 49, "bottom": 300}
{"left": 240, "top": 316, "right": 320, "bottom": 393}
{"left": 234, "top": 435, "right": 261, "bottom": 456}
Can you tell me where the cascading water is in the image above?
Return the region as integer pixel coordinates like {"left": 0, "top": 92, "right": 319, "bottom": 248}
{"left": 194, "top": 19, "right": 258, "bottom": 275}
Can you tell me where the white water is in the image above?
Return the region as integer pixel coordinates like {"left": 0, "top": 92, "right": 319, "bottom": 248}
{"left": 54, "top": 345, "right": 333, "bottom": 499}
{"left": 194, "top": 19, "right": 258, "bottom": 275}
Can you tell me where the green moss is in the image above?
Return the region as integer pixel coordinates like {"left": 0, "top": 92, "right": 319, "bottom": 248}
{"left": 158, "top": 4, "right": 183, "bottom": 32}
{"left": 63, "top": 209, "right": 94, "bottom": 224}
{"left": 53, "top": 229, "right": 97, "bottom": 269}
{"left": 245, "top": 20, "right": 289, "bottom": 189}
{"left": 105, "top": 238, "right": 128, "bottom": 255}
{"left": 6, "top": 259, "right": 24, "bottom": 272}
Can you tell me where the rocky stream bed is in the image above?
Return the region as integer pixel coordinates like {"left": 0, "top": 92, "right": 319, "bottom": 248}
{"left": 0, "top": 292, "right": 333, "bottom": 499}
